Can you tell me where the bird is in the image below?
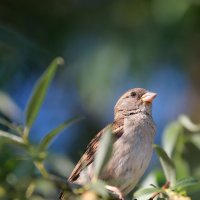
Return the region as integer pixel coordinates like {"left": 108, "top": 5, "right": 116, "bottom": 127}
{"left": 60, "top": 88, "right": 157, "bottom": 200}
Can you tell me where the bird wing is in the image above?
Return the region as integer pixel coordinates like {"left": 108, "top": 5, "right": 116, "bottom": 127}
{"left": 68, "top": 118, "right": 124, "bottom": 182}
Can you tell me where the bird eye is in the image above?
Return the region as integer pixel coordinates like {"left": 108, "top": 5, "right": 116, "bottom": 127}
{"left": 130, "top": 91, "right": 137, "bottom": 97}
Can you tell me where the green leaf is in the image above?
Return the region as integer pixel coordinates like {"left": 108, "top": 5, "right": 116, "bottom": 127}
{"left": 25, "top": 57, "right": 64, "bottom": 131}
{"left": 0, "top": 130, "right": 25, "bottom": 146}
{"left": 0, "top": 118, "right": 23, "bottom": 135}
{"left": 0, "top": 118, "right": 13, "bottom": 128}
{"left": 39, "top": 116, "right": 82, "bottom": 151}
{"left": 0, "top": 91, "right": 23, "bottom": 123}
{"left": 94, "top": 126, "right": 113, "bottom": 178}
{"left": 178, "top": 115, "right": 200, "bottom": 132}
{"left": 0, "top": 186, "right": 6, "bottom": 198}
{"left": 134, "top": 187, "right": 163, "bottom": 198}
{"left": 190, "top": 134, "right": 200, "bottom": 150}
{"left": 153, "top": 144, "right": 176, "bottom": 186}
{"left": 162, "top": 121, "right": 183, "bottom": 156}
{"left": 90, "top": 180, "right": 108, "bottom": 198}
{"left": 172, "top": 177, "right": 198, "bottom": 190}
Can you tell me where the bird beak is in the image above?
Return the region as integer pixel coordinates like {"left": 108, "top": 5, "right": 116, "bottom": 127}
{"left": 141, "top": 92, "right": 157, "bottom": 103}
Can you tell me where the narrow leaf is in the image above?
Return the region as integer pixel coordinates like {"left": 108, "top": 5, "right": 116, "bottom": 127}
{"left": 162, "top": 121, "right": 182, "bottom": 156}
{"left": 153, "top": 144, "right": 176, "bottom": 186}
{"left": 0, "top": 91, "right": 23, "bottom": 123}
{"left": 94, "top": 126, "right": 113, "bottom": 178}
{"left": 134, "top": 187, "right": 163, "bottom": 198}
{"left": 0, "top": 130, "right": 25, "bottom": 145}
{"left": 39, "top": 117, "right": 82, "bottom": 151}
{"left": 172, "top": 177, "right": 198, "bottom": 190}
{"left": 25, "top": 57, "right": 64, "bottom": 130}
{"left": 179, "top": 115, "right": 200, "bottom": 132}
{"left": 0, "top": 118, "right": 23, "bottom": 135}
{"left": 0, "top": 118, "right": 13, "bottom": 128}
{"left": 90, "top": 180, "right": 108, "bottom": 198}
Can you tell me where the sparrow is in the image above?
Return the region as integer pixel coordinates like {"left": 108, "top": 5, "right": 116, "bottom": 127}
{"left": 60, "top": 88, "right": 157, "bottom": 199}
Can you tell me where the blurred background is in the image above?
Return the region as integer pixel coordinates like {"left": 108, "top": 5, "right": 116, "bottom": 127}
{"left": 0, "top": 0, "right": 200, "bottom": 199}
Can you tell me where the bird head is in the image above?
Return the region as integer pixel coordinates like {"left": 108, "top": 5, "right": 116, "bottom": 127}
{"left": 114, "top": 88, "right": 157, "bottom": 120}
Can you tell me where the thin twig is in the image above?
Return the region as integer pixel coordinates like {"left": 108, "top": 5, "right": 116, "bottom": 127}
{"left": 149, "top": 181, "right": 170, "bottom": 200}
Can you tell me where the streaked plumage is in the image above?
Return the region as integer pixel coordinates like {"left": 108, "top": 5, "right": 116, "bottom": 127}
{"left": 60, "top": 88, "right": 157, "bottom": 199}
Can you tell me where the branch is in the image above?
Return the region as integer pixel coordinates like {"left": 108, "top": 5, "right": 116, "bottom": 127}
{"left": 53, "top": 178, "right": 122, "bottom": 200}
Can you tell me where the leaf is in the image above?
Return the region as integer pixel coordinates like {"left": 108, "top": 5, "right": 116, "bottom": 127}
{"left": 0, "top": 118, "right": 23, "bottom": 135}
{"left": 0, "top": 118, "right": 13, "bottom": 128}
{"left": 178, "top": 115, "right": 200, "bottom": 132}
{"left": 39, "top": 116, "right": 82, "bottom": 151}
{"left": 190, "top": 134, "right": 200, "bottom": 150}
{"left": 172, "top": 132, "right": 190, "bottom": 178}
{"left": 162, "top": 121, "right": 183, "bottom": 156}
{"left": 94, "top": 126, "right": 113, "bottom": 178}
{"left": 0, "top": 130, "right": 25, "bottom": 146}
{"left": 0, "top": 186, "right": 6, "bottom": 198}
{"left": 34, "top": 161, "right": 49, "bottom": 178}
{"left": 172, "top": 177, "right": 198, "bottom": 190}
{"left": 26, "top": 181, "right": 36, "bottom": 198}
{"left": 153, "top": 144, "right": 176, "bottom": 186}
{"left": 34, "top": 178, "right": 57, "bottom": 196}
{"left": 90, "top": 180, "right": 108, "bottom": 198}
{"left": 25, "top": 57, "right": 64, "bottom": 130}
{"left": 134, "top": 187, "right": 163, "bottom": 198}
{"left": 0, "top": 91, "right": 23, "bottom": 123}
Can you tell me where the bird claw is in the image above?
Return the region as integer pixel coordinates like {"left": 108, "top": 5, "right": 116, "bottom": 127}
{"left": 106, "top": 185, "right": 124, "bottom": 200}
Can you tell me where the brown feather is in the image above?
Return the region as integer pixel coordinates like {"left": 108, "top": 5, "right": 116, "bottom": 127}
{"left": 68, "top": 118, "right": 124, "bottom": 182}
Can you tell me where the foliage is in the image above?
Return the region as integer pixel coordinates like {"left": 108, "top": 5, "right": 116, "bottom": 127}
{"left": 0, "top": 59, "right": 200, "bottom": 200}
{"left": 0, "top": 57, "right": 77, "bottom": 200}
{"left": 133, "top": 115, "right": 200, "bottom": 200}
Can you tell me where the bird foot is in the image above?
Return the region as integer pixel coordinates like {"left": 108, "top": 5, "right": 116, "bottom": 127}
{"left": 106, "top": 185, "right": 124, "bottom": 200}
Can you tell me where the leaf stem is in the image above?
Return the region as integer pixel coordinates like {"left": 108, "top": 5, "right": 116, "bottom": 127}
{"left": 0, "top": 130, "right": 25, "bottom": 145}
{"left": 149, "top": 182, "right": 170, "bottom": 200}
{"left": 34, "top": 161, "right": 49, "bottom": 178}
{"left": 23, "top": 126, "right": 30, "bottom": 143}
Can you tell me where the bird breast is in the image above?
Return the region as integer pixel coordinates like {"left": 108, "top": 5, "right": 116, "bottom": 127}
{"left": 101, "top": 113, "right": 156, "bottom": 195}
